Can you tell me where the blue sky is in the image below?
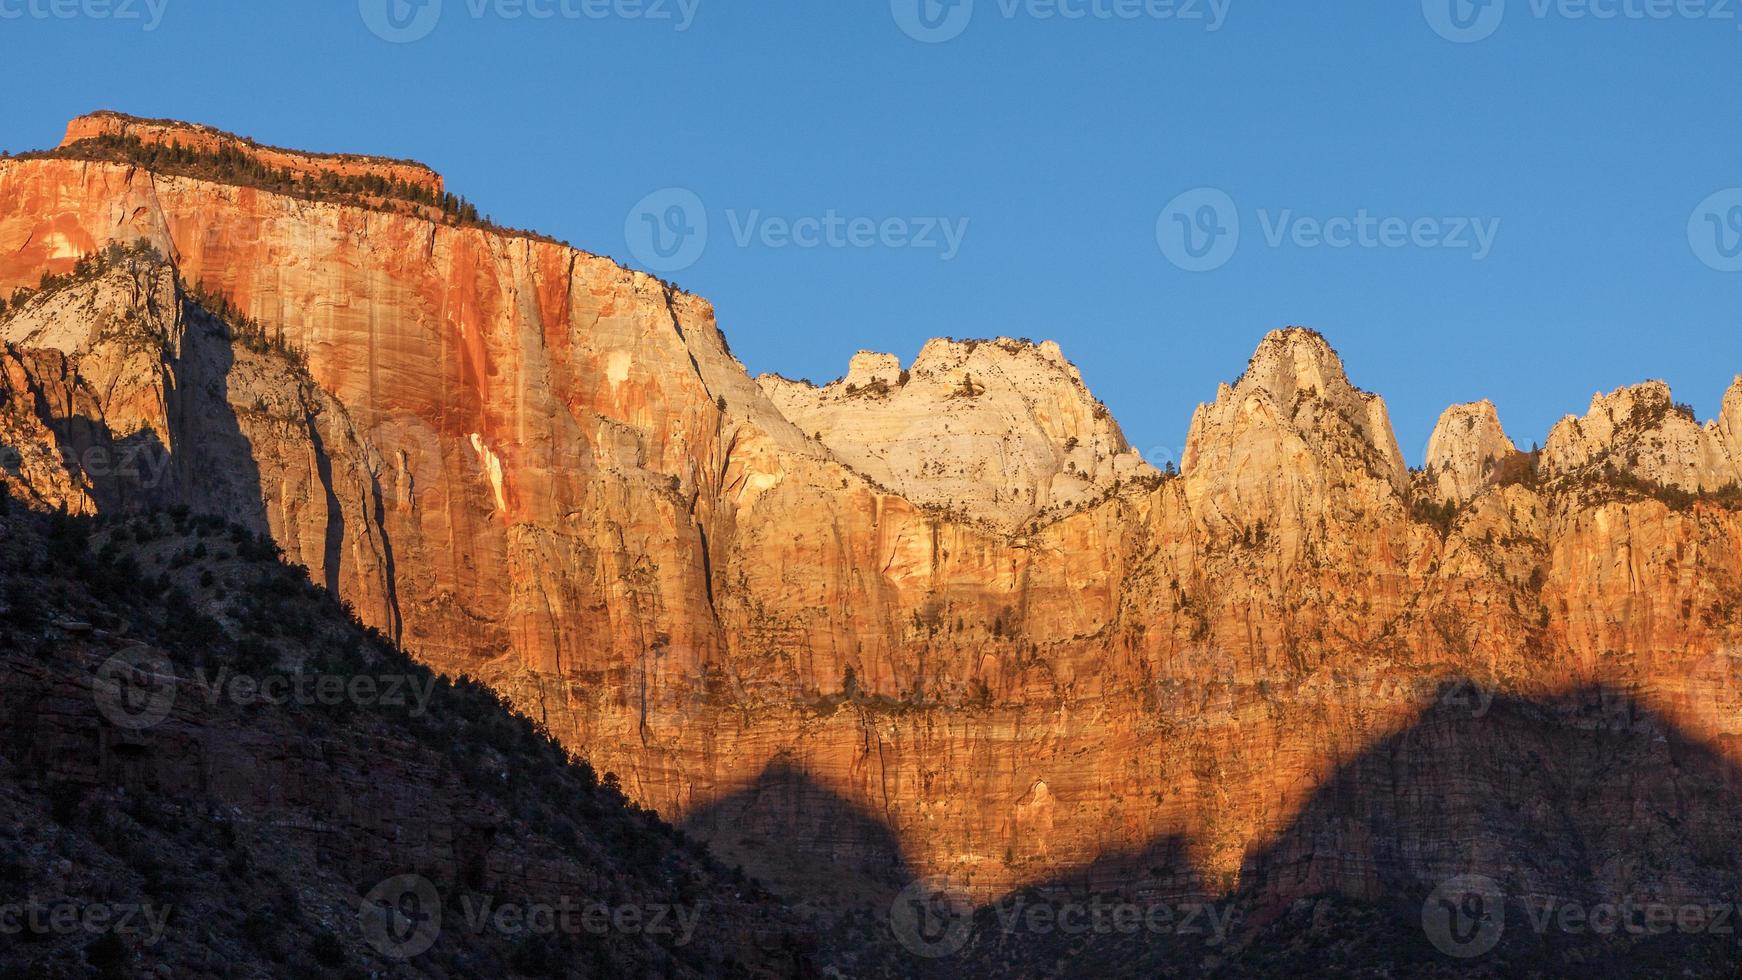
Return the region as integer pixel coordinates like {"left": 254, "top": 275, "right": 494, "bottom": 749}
{"left": 3, "top": 0, "right": 1739, "bottom": 465}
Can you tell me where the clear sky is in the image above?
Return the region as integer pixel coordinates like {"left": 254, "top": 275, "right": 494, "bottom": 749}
{"left": 3, "top": 1, "right": 1739, "bottom": 466}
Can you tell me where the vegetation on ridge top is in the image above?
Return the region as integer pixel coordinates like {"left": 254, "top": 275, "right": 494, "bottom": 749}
{"left": 10, "top": 133, "right": 579, "bottom": 250}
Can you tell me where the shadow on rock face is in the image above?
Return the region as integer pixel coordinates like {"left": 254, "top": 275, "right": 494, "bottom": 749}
{"left": 721, "top": 683, "right": 1742, "bottom": 978}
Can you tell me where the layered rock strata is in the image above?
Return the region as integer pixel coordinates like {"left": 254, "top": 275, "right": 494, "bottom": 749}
{"left": 3, "top": 118, "right": 1742, "bottom": 925}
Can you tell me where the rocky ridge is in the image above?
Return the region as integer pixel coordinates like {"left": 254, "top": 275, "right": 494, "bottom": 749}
{"left": 757, "top": 337, "right": 1154, "bottom": 531}
{"left": 59, "top": 110, "right": 445, "bottom": 197}
{"left": 1542, "top": 379, "right": 1742, "bottom": 492}
{"left": 4, "top": 116, "right": 1742, "bottom": 975}
{"left": 1424, "top": 400, "right": 1518, "bottom": 504}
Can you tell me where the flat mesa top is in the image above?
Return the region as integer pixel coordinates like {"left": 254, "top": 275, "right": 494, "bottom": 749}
{"left": 58, "top": 111, "right": 445, "bottom": 197}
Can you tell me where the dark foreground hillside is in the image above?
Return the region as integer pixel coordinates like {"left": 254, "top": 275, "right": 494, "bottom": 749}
{"left": 0, "top": 497, "right": 815, "bottom": 979}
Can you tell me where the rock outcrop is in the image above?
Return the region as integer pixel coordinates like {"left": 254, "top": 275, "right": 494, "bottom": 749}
{"left": 0, "top": 346, "right": 100, "bottom": 513}
{"left": 1179, "top": 327, "right": 1409, "bottom": 562}
{"left": 1424, "top": 400, "right": 1517, "bottom": 503}
{"left": 1542, "top": 380, "right": 1742, "bottom": 492}
{"left": 758, "top": 337, "right": 1153, "bottom": 530}
{"left": 5, "top": 117, "right": 1742, "bottom": 963}
{"left": 1, "top": 249, "right": 401, "bottom": 629}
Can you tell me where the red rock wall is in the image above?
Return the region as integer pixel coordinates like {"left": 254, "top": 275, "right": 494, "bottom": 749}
{"left": 4, "top": 154, "right": 1740, "bottom": 911}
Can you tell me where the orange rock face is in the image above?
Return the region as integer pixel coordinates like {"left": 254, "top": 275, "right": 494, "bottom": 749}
{"left": 60, "top": 111, "right": 445, "bottom": 198}
{"left": 4, "top": 122, "right": 1742, "bottom": 922}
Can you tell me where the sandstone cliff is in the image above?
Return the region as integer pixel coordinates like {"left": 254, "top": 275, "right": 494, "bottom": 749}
{"left": 1542, "top": 379, "right": 1742, "bottom": 492}
{"left": 5, "top": 117, "right": 1742, "bottom": 973}
{"left": 757, "top": 337, "right": 1154, "bottom": 531}
{"left": 1424, "top": 400, "right": 1517, "bottom": 504}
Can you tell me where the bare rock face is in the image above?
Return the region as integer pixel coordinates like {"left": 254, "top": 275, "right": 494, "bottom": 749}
{"left": 1424, "top": 400, "right": 1517, "bottom": 503}
{"left": 1721, "top": 375, "right": 1742, "bottom": 464}
{"left": 2, "top": 253, "right": 403, "bottom": 632}
{"left": 1180, "top": 327, "right": 1408, "bottom": 559}
{"left": 758, "top": 337, "right": 1153, "bottom": 531}
{"left": 2, "top": 256, "right": 187, "bottom": 463}
{"left": 1542, "top": 381, "right": 1742, "bottom": 492}
{"left": 1182, "top": 327, "right": 1409, "bottom": 492}
{"left": 842, "top": 350, "right": 901, "bottom": 388}
{"left": 0, "top": 347, "right": 98, "bottom": 512}
{"left": 5, "top": 118, "right": 1742, "bottom": 937}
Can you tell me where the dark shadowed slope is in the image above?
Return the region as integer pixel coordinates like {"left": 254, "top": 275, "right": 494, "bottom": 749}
{"left": 0, "top": 497, "right": 816, "bottom": 979}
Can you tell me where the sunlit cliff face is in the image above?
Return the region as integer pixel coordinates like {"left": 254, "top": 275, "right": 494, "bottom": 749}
{"left": 4, "top": 115, "right": 1742, "bottom": 918}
